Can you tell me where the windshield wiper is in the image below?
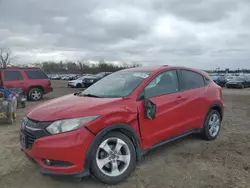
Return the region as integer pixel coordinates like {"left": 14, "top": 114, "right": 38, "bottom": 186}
{"left": 73, "top": 91, "right": 82, "bottom": 96}
{"left": 81, "top": 93, "right": 103, "bottom": 98}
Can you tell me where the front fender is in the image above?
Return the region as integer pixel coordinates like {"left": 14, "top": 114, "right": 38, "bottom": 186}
{"left": 86, "top": 110, "right": 139, "bottom": 134}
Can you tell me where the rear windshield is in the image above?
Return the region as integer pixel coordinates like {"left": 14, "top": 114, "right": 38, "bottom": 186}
{"left": 25, "top": 70, "right": 48, "bottom": 79}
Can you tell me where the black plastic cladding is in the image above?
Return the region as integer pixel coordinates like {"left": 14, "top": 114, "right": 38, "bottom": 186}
{"left": 41, "top": 159, "right": 73, "bottom": 167}
{"left": 21, "top": 118, "right": 52, "bottom": 149}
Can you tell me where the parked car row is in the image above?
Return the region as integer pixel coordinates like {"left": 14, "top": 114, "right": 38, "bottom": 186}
{"left": 48, "top": 74, "right": 81, "bottom": 80}
{"left": 213, "top": 75, "right": 250, "bottom": 89}
{"left": 68, "top": 72, "right": 112, "bottom": 88}
{"left": 224, "top": 76, "right": 250, "bottom": 89}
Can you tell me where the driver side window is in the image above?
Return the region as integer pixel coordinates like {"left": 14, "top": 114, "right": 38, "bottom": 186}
{"left": 144, "top": 70, "right": 179, "bottom": 98}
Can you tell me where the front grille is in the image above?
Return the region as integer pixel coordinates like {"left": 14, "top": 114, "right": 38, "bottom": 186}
{"left": 20, "top": 118, "right": 52, "bottom": 149}
{"left": 21, "top": 129, "right": 37, "bottom": 149}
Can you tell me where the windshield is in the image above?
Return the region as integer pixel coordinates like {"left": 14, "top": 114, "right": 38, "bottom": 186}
{"left": 217, "top": 76, "right": 225, "bottom": 81}
{"left": 80, "top": 71, "right": 151, "bottom": 98}
{"left": 95, "top": 72, "right": 106, "bottom": 78}
{"left": 77, "top": 76, "right": 90, "bottom": 80}
{"left": 226, "top": 76, "right": 234, "bottom": 80}
{"left": 211, "top": 76, "right": 219, "bottom": 80}
{"left": 233, "top": 77, "right": 245, "bottom": 81}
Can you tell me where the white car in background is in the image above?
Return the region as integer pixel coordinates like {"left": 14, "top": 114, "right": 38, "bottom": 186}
{"left": 225, "top": 76, "right": 235, "bottom": 82}
{"left": 67, "top": 75, "right": 93, "bottom": 88}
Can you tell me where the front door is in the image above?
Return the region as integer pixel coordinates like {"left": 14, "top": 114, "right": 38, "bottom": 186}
{"left": 138, "top": 70, "right": 186, "bottom": 149}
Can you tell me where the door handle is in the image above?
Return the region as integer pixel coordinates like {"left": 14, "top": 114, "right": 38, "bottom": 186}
{"left": 176, "top": 96, "right": 184, "bottom": 102}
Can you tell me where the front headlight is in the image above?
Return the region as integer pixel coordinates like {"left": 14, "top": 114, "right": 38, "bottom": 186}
{"left": 46, "top": 115, "right": 100, "bottom": 135}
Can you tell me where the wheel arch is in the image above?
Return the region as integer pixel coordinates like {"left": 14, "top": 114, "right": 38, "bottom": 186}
{"left": 28, "top": 85, "right": 44, "bottom": 93}
{"left": 84, "top": 123, "right": 142, "bottom": 173}
{"left": 207, "top": 103, "right": 223, "bottom": 120}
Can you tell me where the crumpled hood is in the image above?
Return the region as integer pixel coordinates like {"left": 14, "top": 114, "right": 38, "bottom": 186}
{"left": 27, "top": 94, "right": 122, "bottom": 121}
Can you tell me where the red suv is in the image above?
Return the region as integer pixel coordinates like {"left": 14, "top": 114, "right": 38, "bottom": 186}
{"left": 20, "top": 65, "right": 224, "bottom": 184}
{"left": 0, "top": 68, "right": 53, "bottom": 101}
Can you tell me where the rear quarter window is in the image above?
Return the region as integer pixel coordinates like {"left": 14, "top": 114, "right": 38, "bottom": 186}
{"left": 180, "top": 70, "right": 206, "bottom": 90}
{"left": 24, "top": 70, "right": 48, "bottom": 79}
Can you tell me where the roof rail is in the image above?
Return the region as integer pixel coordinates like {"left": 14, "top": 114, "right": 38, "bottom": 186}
{"left": 0, "top": 67, "right": 41, "bottom": 70}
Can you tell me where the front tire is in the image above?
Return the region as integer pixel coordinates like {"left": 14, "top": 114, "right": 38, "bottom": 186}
{"left": 28, "top": 88, "right": 43, "bottom": 101}
{"left": 90, "top": 132, "right": 136, "bottom": 185}
{"left": 202, "top": 110, "right": 221, "bottom": 140}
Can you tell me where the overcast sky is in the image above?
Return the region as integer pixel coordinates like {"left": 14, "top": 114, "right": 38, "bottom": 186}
{"left": 0, "top": 0, "right": 250, "bottom": 69}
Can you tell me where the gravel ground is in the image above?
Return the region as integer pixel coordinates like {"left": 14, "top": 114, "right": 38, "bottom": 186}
{"left": 0, "top": 81, "right": 249, "bottom": 188}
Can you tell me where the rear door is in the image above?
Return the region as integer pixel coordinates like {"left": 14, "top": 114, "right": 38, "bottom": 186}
{"left": 177, "top": 69, "right": 209, "bottom": 130}
{"left": 24, "top": 69, "right": 50, "bottom": 92}
{"left": 2, "top": 70, "right": 27, "bottom": 91}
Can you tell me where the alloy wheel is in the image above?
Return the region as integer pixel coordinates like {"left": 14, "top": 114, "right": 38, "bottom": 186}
{"left": 208, "top": 113, "right": 220, "bottom": 137}
{"left": 96, "top": 137, "right": 131, "bottom": 177}
{"left": 31, "top": 90, "right": 41, "bottom": 100}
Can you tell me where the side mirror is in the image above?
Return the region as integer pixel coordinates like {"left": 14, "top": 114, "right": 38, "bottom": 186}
{"left": 144, "top": 98, "right": 156, "bottom": 120}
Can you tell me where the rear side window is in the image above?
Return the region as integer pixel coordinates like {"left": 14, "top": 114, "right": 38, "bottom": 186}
{"left": 180, "top": 70, "right": 205, "bottom": 90}
{"left": 24, "top": 70, "right": 48, "bottom": 79}
{"left": 4, "top": 71, "right": 23, "bottom": 81}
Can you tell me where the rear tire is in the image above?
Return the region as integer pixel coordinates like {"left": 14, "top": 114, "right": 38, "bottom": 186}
{"left": 90, "top": 132, "right": 136, "bottom": 185}
{"left": 76, "top": 83, "right": 82, "bottom": 88}
{"left": 28, "top": 88, "right": 43, "bottom": 101}
{"left": 21, "top": 102, "right": 26, "bottom": 108}
{"left": 202, "top": 110, "right": 221, "bottom": 140}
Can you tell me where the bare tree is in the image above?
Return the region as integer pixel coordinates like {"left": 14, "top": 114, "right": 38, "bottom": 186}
{"left": 130, "top": 62, "right": 141, "bottom": 67}
{"left": 39, "top": 59, "right": 144, "bottom": 74}
{"left": 77, "top": 60, "right": 89, "bottom": 74}
{"left": 121, "top": 62, "right": 129, "bottom": 68}
{"left": 0, "top": 48, "right": 14, "bottom": 68}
